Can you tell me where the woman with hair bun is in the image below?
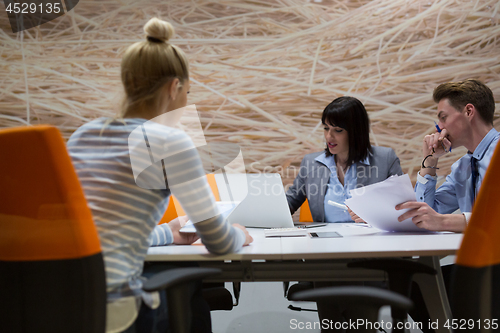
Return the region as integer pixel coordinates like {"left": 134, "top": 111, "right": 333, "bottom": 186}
{"left": 67, "top": 18, "right": 252, "bottom": 333}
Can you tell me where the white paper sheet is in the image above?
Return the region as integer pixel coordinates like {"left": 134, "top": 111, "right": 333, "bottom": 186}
{"left": 345, "top": 174, "right": 430, "bottom": 232}
{"left": 179, "top": 201, "right": 239, "bottom": 233}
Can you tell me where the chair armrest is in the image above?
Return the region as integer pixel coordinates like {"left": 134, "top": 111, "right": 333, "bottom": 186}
{"left": 347, "top": 258, "right": 437, "bottom": 275}
{"left": 289, "top": 286, "right": 413, "bottom": 311}
{"left": 142, "top": 267, "right": 221, "bottom": 292}
{"left": 347, "top": 259, "right": 437, "bottom": 297}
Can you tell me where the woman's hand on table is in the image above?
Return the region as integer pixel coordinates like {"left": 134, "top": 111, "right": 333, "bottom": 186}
{"left": 170, "top": 216, "right": 200, "bottom": 245}
{"left": 233, "top": 223, "right": 254, "bottom": 246}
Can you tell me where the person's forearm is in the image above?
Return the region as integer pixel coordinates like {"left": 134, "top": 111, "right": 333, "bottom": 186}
{"left": 195, "top": 214, "right": 245, "bottom": 254}
{"left": 149, "top": 224, "right": 174, "bottom": 246}
{"left": 441, "top": 214, "right": 467, "bottom": 233}
{"left": 420, "top": 155, "right": 438, "bottom": 177}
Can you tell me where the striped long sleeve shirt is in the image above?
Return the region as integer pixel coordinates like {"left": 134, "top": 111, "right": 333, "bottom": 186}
{"left": 67, "top": 117, "right": 245, "bottom": 332}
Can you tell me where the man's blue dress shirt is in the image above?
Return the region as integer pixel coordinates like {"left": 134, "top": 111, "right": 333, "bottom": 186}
{"left": 415, "top": 128, "right": 499, "bottom": 214}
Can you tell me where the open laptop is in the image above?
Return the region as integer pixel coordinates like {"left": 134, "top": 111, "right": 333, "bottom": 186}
{"left": 180, "top": 173, "right": 294, "bottom": 232}
{"left": 215, "top": 173, "right": 294, "bottom": 228}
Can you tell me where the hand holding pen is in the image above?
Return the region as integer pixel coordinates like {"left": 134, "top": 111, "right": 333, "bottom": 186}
{"left": 422, "top": 123, "right": 452, "bottom": 158}
{"left": 421, "top": 122, "right": 452, "bottom": 173}
{"left": 434, "top": 121, "right": 452, "bottom": 153}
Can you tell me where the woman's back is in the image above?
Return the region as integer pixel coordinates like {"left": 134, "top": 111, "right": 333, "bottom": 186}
{"left": 67, "top": 17, "right": 252, "bottom": 332}
{"left": 68, "top": 117, "right": 247, "bottom": 293}
{"left": 68, "top": 117, "right": 173, "bottom": 296}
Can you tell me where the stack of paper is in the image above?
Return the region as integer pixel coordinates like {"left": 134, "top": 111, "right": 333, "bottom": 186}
{"left": 345, "top": 174, "right": 430, "bottom": 232}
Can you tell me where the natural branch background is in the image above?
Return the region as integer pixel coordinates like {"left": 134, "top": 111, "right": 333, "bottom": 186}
{"left": 1, "top": 0, "right": 499, "bottom": 187}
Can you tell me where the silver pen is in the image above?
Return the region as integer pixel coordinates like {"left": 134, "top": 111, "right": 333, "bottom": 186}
{"left": 327, "top": 200, "right": 347, "bottom": 210}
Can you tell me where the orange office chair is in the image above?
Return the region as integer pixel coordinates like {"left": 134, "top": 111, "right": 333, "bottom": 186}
{"left": 450, "top": 143, "right": 500, "bottom": 327}
{"left": 0, "top": 125, "right": 107, "bottom": 332}
{"left": 0, "top": 125, "right": 221, "bottom": 333}
{"left": 159, "top": 174, "right": 221, "bottom": 224}
{"left": 299, "top": 199, "right": 314, "bottom": 223}
{"left": 283, "top": 199, "right": 314, "bottom": 304}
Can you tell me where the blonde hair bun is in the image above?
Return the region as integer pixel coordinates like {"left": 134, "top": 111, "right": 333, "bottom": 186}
{"left": 144, "top": 18, "right": 174, "bottom": 43}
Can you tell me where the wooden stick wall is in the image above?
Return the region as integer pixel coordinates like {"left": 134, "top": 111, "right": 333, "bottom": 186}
{"left": 1, "top": 0, "right": 499, "bottom": 186}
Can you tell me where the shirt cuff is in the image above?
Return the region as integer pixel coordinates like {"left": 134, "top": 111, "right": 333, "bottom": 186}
{"left": 417, "top": 171, "right": 437, "bottom": 184}
{"left": 463, "top": 212, "right": 472, "bottom": 225}
{"left": 232, "top": 226, "right": 246, "bottom": 250}
{"left": 149, "top": 224, "right": 174, "bottom": 246}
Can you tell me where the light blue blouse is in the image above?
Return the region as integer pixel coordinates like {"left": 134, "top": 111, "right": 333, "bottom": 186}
{"left": 315, "top": 153, "right": 370, "bottom": 223}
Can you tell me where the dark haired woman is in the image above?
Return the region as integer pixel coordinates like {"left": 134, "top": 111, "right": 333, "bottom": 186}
{"left": 286, "top": 96, "right": 402, "bottom": 223}
{"left": 285, "top": 96, "right": 403, "bottom": 332}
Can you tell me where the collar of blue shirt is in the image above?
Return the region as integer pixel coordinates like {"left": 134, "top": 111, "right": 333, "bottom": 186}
{"left": 470, "top": 128, "right": 499, "bottom": 160}
{"left": 314, "top": 151, "right": 371, "bottom": 169}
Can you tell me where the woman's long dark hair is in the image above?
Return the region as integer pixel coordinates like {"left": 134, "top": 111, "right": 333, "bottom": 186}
{"left": 321, "top": 96, "right": 372, "bottom": 165}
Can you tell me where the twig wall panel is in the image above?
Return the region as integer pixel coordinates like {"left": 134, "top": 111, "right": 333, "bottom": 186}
{"left": 1, "top": 0, "right": 499, "bottom": 186}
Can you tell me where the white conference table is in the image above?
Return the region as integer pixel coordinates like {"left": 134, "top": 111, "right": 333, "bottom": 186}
{"left": 146, "top": 223, "right": 463, "bottom": 333}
